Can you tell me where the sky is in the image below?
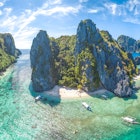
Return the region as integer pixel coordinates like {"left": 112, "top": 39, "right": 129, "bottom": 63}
{"left": 0, "top": 0, "right": 140, "bottom": 49}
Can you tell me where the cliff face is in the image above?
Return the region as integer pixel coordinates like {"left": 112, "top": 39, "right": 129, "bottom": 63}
{"left": 75, "top": 20, "right": 102, "bottom": 91}
{"left": 30, "top": 30, "right": 56, "bottom": 92}
{"left": 117, "top": 35, "right": 138, "bottom": 53}
{"left": 30, "top": 19, "right": 136, "bottom": 97}
{"left": 135, "top": 57, "right": 140, "bottom": 65}
{"left": 0, "top": 33, "right": 21, "bottom": 72}
{"left": 0, "top": 33, "right": 21, "bottom": 57}
{"left": 75, "top": 19, "right": 136, "bottom": 97}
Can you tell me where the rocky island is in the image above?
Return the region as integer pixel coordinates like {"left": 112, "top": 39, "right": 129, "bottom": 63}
{"left": 0, "top": 33, "right": 21, "bottom": 72}
{"left": 30, "top": 30, "right": 56, "bottom": 91}
{"left": 30, "top": 19, "right": 137, "bottom": 97}
{"left": 117, "top": 35, "right": 138, "bottom": 53}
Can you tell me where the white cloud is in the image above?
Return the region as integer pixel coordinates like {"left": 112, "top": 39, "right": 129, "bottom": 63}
{"left": 134, "top": 7, "right": 139, "bottom": 15}
{"left": 4, "top": 8, "right": 13, "bottom": 16}
{"left": 41, "top": 5, "right": 82, "bottom": 16}
{"left": 49, "top": 0, "right": 62, "bottom": 5}
{"left": 128, "top": 0, "right": 140, "bottom": 7}
{"left": 123, "top": 17, "right": 140, "bottom": 24}
{"left": 104, "top": 0, "right": 140, "bottom": 16}
{"left": 0, "top": 2, "right": 4, "bottom": 7}
{"left": 87, "top": 7, "right": 103, "bottom": 14}
{"left": 0, "top": 16, "right": 17, "bottom": 31}
{"left": 0, "top": 10, "right": 2, "bottom": 15}
{"left": 126, "top": 0, "right": 140, "bottom": 15}
{"left": 0, "top": 0, "right": 82, "bottom": 49}
{"left": 104, "top": 3, "right": 118, "bottom": 15}
{"left": 24, "top": 9, "right": 32, "bottom": 15}
{"left": 103, "top": 0, "right": 140, "bottom": 24}
{"left": 88, "top": 9, "right": 98, "bottom": 13}
{"left": 127, "top": 0, "right": 136, "bottom": 11}
{"left": 14, "top": 27, "right": 39, "bottom": 49}
{"left": 79, "top": 0, "right": 88, "bottom": 3}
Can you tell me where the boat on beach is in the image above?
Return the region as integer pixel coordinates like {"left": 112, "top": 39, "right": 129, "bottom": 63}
{"left": 82, "top": 102, "right": 92, "bottom": 111}
{"left": 122, "top": 116, "right": 140, "bottom": 124}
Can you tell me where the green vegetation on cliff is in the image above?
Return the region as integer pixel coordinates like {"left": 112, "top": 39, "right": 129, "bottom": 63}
{"left": 50, "top": 35, "right": 100, "bottom": 90}
{"left": 49, "top": 30, "right": 136, "bottom": 91}
{"left": 50, "top": 35, "right": 77, "bottom": 87}
{"left": 100, "top": 30, "right": 136, "bottom": 81}
{"left": 0, "top": 48, "right": 15, "bottom": 71}
{"left": 75, "top": 48, "right": 100, "bottom": 90}
{"left": 0, "top": 34, "right": 18, "bottom": 72}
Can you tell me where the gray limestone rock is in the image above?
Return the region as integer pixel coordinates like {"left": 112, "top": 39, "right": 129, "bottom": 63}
{"left": 0, "top": 33, "right": 21, "bottom": 57}
{"left": 4, "top": 33, "right": 21, "bottom": 57}
{"left": 30, "top": 30, "right": 56, "bottom": 92}
{"left": 135, "top": 56, "right": 140, "bottom": 65}
{"left": 75, "top": 19, "right": 102, "bottom": 56}
{"left": 75, "top": 19, "right": 102, "bottom": 91}
{"left": 117, "top": 35, "right": 138, "bottom": 53}
{"left": 75, "top": 19, "right": 135, "bottom": 97}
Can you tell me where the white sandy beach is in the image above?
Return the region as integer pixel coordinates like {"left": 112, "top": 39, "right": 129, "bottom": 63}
{"left": 43, "top": 85, "right": 108, "bottom": 99}
{"left": 42, "top": 74, "right": 140, "bottom": 99}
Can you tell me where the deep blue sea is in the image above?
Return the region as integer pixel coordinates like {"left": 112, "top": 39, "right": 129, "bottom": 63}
{"left": 0, "top": 50, "right": 140, "bottom": 140}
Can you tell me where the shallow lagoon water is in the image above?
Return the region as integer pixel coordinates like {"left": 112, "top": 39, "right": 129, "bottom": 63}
{"left": 0, "top": 50, "right": 140, "bottom": 140}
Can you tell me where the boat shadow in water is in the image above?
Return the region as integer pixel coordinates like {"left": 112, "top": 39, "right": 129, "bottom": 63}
{"left": 29, "top": 83, "right": 61, "bottom": 107}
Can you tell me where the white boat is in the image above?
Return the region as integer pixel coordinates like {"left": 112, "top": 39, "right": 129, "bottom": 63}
{"left": 122, "top": 116, "right": 140, "bottom": 124}
{"left": 35, "top": 95, "right": 42, "bottom": 102}
{"left": 82, "top": 102, "right": 92, "bottom": 111}
{"left": 101, "top": 95, "right": 108, "bottom": 100}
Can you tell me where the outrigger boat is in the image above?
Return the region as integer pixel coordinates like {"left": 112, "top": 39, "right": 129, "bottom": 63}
{"left": 82, "top": 102, "right": 92, "bottom": 111}
{"left": 122, "top": 116, "right": 140, "bottom": 124}
{"left": 35, "top": 95, "right": 42, "bottom": 102}
{"left": 101, "top": 95, "right": 108, "bottom": 100}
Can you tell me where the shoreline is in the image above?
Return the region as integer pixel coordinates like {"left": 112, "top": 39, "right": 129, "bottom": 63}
{"left": 43, "top": 85, "right": 108, "bottom": 99}
{"left": 133, "top": 74, "right": 140, "bottom": 81}
{"left": 41, "top": 74, "right": 140, "bottom": 100}
{"left": 0, "top": 65, "right": 13, "bottom": 78}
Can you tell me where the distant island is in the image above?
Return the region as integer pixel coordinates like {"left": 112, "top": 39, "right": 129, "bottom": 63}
{"left": 0, "top": 33, "right": 21, "bottom": 72}
{"left": 117, "top": 35, "right": 140, "bottom": 66}
{"left": 117, "top": 35, "right": 140, "bottom": 53}
{"left": 30, "top": 19, "right": 139, "bottom": 98}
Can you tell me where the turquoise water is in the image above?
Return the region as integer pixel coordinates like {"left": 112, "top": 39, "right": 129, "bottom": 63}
{"left": 132, "top": 52, "right": 140, "bottom": 69}
{"left": 137, "top": 65, "right": 140, "bottom": 69}
{"left": 0, "top": 50, "right": 140, "bottom": 140}
{"left": 132, "top": 53, "right": 140, "bottom": 69}
{"left": 132, "top": 53, "right": 140, "bottom": 58}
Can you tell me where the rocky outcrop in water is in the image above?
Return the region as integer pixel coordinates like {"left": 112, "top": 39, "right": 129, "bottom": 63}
{"left": 0, "top": 33, "right": 21, "bottom": 71}
{"left": 117, "top": 35, "right": 138, "bottom": 53}
{"left": 30, "top": 30, "right": 56, "bottom": 92}
{"left": 75, "top": 19, "right": 136, "bottom": 97}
